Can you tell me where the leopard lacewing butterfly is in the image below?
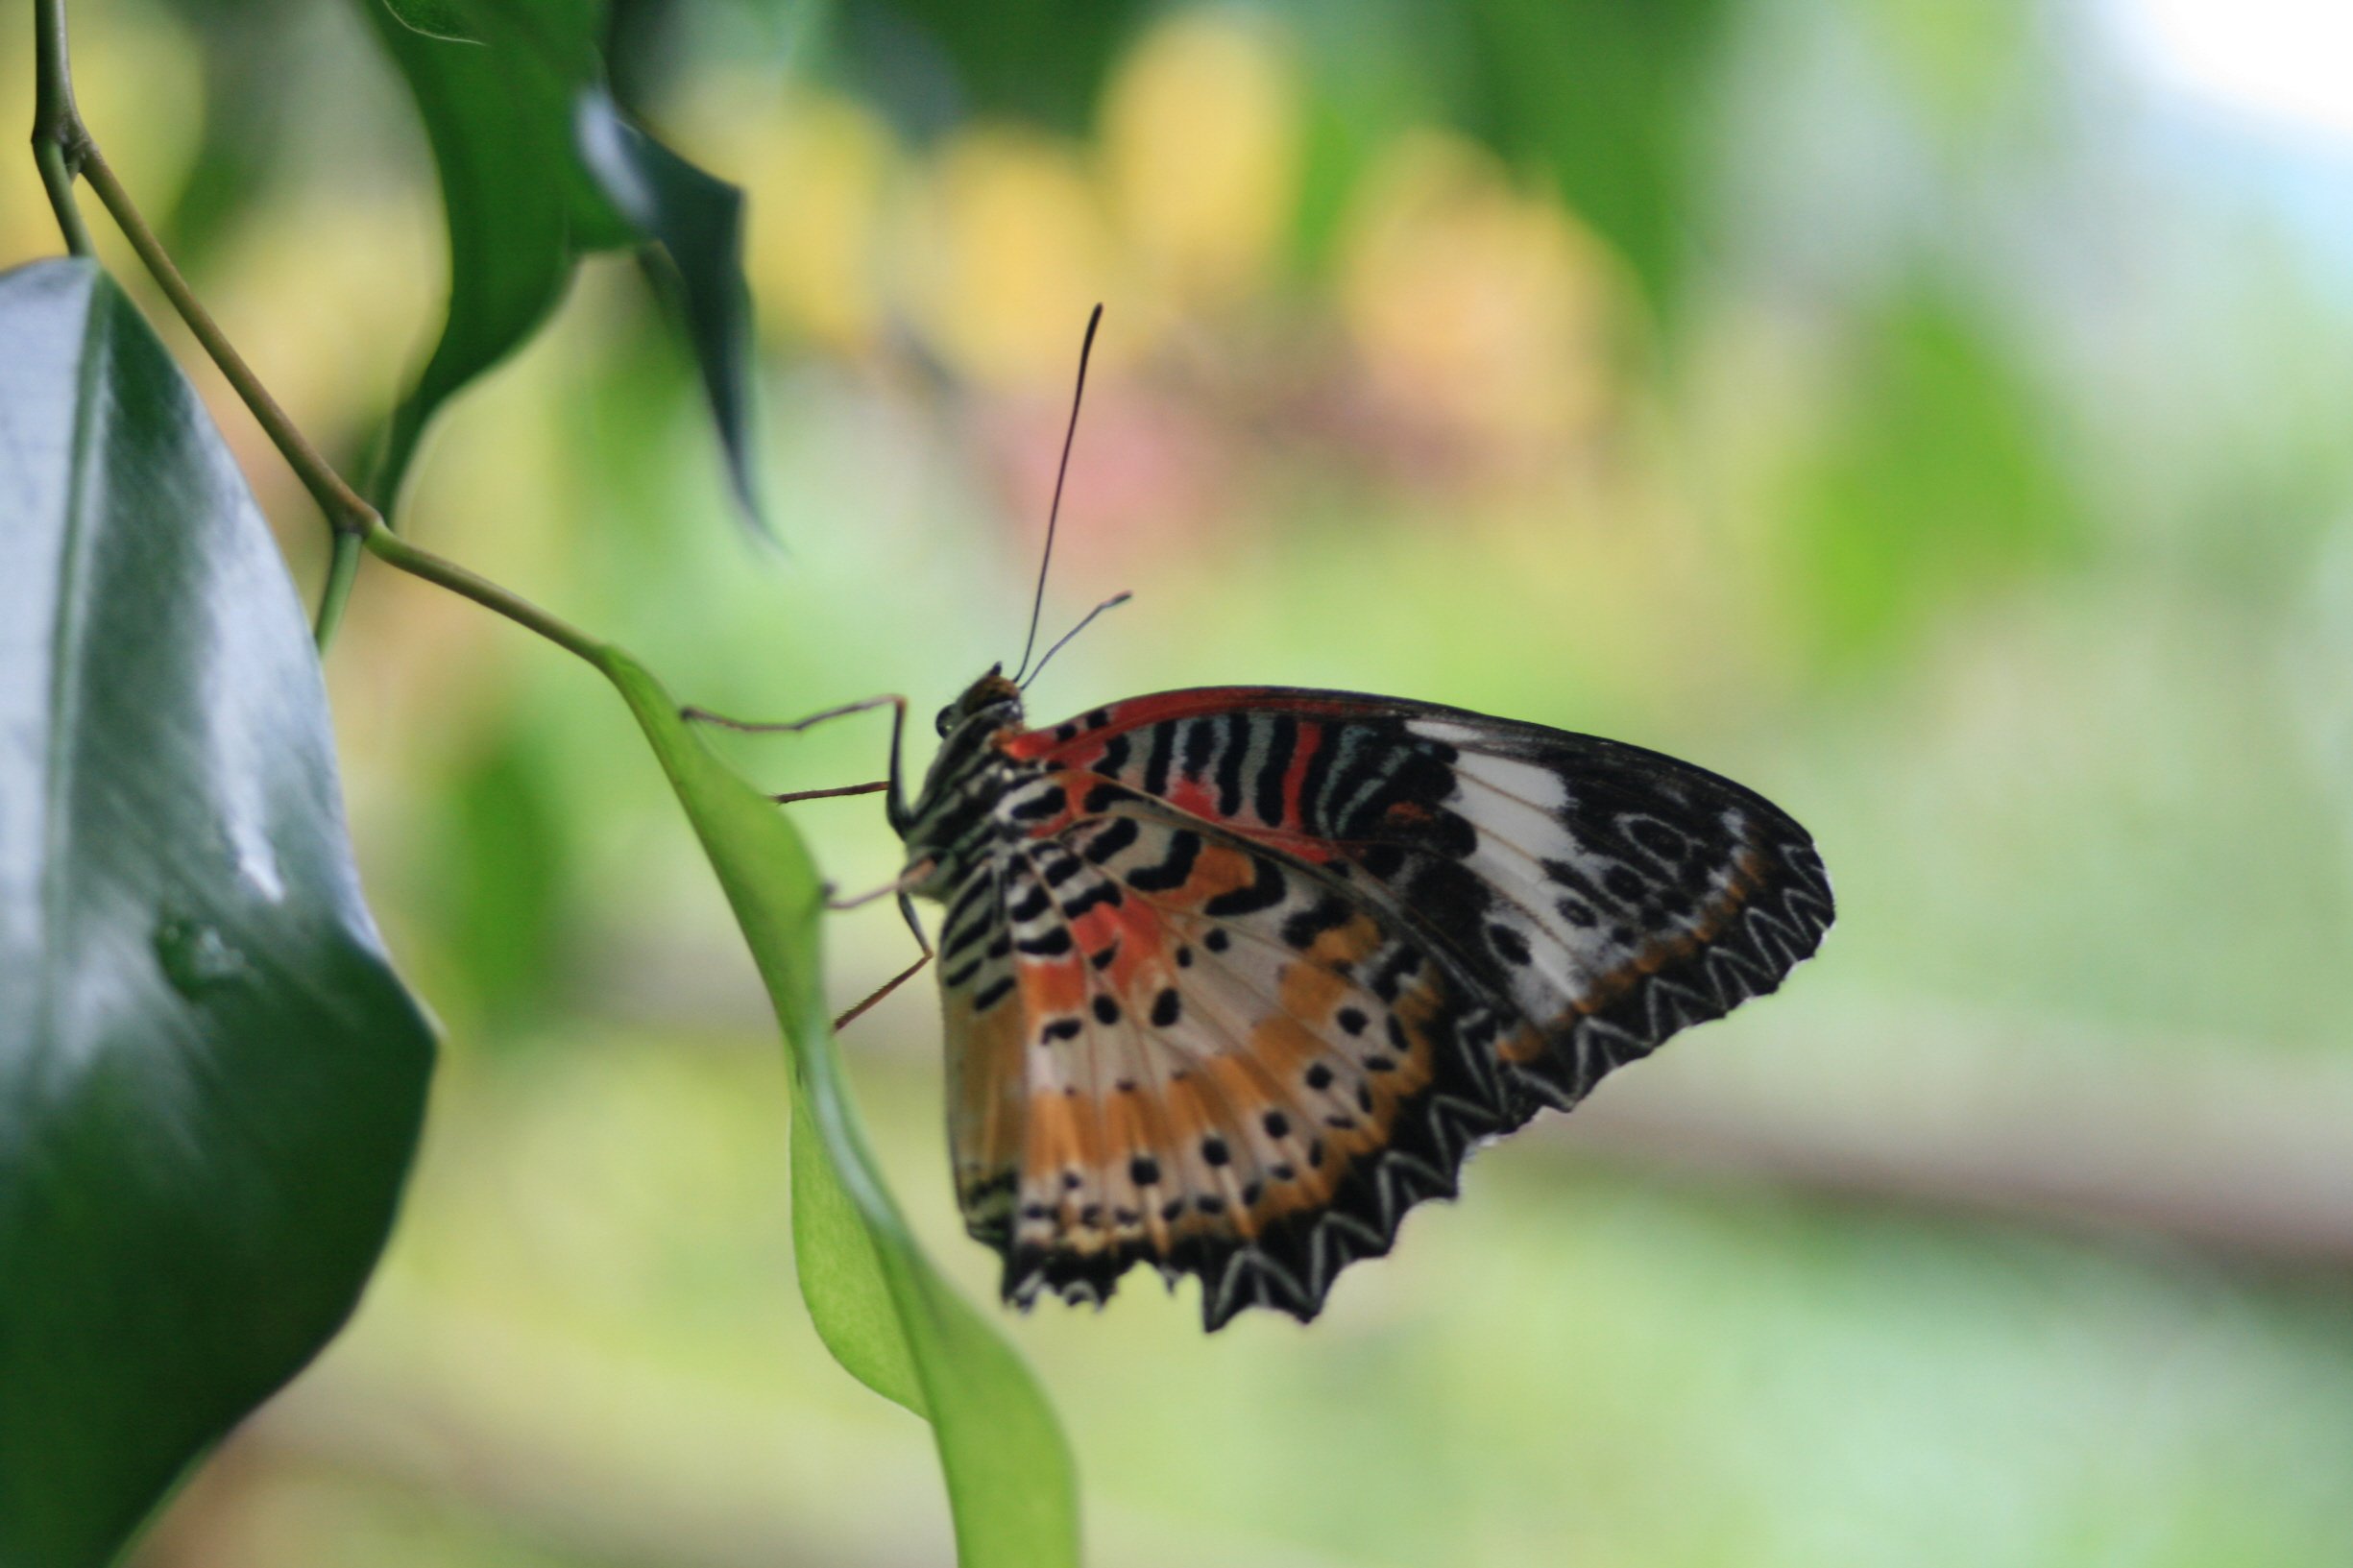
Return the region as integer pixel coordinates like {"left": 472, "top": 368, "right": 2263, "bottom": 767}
{"left": 748, "top": 308, "right": 1833, "bottom": 1331}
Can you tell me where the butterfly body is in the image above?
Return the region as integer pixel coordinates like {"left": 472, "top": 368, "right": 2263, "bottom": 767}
{"left": 892, "top": 668, "right": 1833, "bottom": 1331}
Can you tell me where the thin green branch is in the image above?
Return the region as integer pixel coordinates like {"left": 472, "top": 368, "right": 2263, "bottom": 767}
{"left": 29, "top": 0, "right": 615, "bottom": 675}
{"left": 75, "top": 147, "right": 380, "bottom": 543}
{"left": 31, "top": 0, "right": 94, "bottom": 255}
{"left": 313, "top": 532, "right": 364, "bottom": 652}
{"left": 361, "top": 520, "right": 609, "bottom": 668}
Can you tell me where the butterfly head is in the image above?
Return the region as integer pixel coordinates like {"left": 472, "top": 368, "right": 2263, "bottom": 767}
{"left": 936, "top": 663, "right": 1025, "bottom": 738}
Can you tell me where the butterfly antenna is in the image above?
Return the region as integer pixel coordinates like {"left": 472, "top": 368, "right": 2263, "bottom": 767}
{"left": 1012, "top": 302, "right": 1104, "bottom": 685}
{"left": 1021, "top": 591, "right": 1132, "bottom": 690}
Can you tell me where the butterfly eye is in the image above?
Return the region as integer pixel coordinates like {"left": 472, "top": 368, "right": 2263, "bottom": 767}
{"left": 934, "top": 705, "right": 957, "bottom": 737}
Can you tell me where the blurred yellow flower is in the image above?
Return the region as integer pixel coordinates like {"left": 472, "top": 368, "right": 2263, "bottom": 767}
{"left": 1101, "top": 11, "right": 1301, "bottom": 306}
{"left": 896, "top": 127, "right": 1121, "bottom": 388}
{"left": 0, "top": 6, "right": 203, "bottom": 267}
{"left": 724, "top": 89, "right": 900, "bottom": 355}
{"left": 1338, "top": 131, "right": 1619, "bottom": 451}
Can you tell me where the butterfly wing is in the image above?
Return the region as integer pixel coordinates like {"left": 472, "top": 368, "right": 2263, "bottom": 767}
{"left": 1006, "top": 688, "right": 1834, "bottom": 1114}
{"left": 946, "top": 688, "right": 1830, "bottom": 1327}
{"left": 942, "top": 791, "right": 1524, "bottom": 1329}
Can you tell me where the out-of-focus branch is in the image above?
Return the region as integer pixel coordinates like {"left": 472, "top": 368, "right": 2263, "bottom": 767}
{"left": 30, "top": 0, "right": 95, "bottom": 256}
{"left": 592, "top": 929, "right": 2353, "bottom": 1269}
{"left": 1562, "top": 1025, "right": 2353, "bottom": 1267}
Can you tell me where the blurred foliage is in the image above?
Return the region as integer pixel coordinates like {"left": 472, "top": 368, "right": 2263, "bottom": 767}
{"left": 361, "top": 0, "right": 759, "bottom": 521}
{"left": 8, "top": 0, "right": 2353, "bottom": 1561}
{"left": 1782, "top": 279, "right": 2086, "bottom": 671}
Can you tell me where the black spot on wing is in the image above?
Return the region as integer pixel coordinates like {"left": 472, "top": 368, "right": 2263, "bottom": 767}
{"left": 1215, "top": 712, "right": 1251, "bottom": 816}
{"left": 1009, "top": 786, "right": 1065, "bottom": 822}
{"left": 1083, "top": 817, "right": 1141, "bottom": 862}
{"left": 1254, "top": 715, "right": 1298, "bottom": 825}
{"left": 1279, "top": 894, "right": 1356, "bottom": 952}
{"left": 1126, "top": 830, "right": 1201, "bottom": 892}
{"left": 1142, "top": 723, "right": 1176, "bottom": 797}
{"left": 1180, "top": 718, "right": 1216, "bottom": 782}
{"left": 1203, "top": 856, "right": 1287, "bottom": 918}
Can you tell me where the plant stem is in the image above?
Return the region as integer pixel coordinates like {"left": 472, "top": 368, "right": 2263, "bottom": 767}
{"left": 361, "top": 520, "right": 609, "bottom": 668}
{"left": 31, "top": 0, "right": 94, "bottom": 255}
{"left": 31, "top": 7, "right": 613, "bottom": 676}
{"left": 76, "top": 147, "right": 381, "bottom": 543}
{"left": 313, "top": 533, "right": 363, "bottom": 652}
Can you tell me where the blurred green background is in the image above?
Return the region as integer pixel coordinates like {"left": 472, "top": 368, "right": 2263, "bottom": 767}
{"left": 10, "top": 0, "right": 2353, "bottom": 1562}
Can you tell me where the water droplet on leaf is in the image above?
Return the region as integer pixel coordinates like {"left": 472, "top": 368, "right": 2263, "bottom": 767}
{"left": 154, "top": 913, "right": 247, "bottom": 998}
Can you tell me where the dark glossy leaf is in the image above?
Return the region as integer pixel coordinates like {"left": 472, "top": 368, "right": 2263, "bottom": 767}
{"left": 576, "top": 92, "right": 764, "bottom": 530}
{"left": 598, "top": 652, "right": 1079, "bottom": 1567}
{"left": 839, "top": 0, "right": 1145, "bottom": 136}
{"left": 361, "top": 0, "right": 626, "bottom": 504}
{"left": 0, "top": 259, "right": 435, "bottom": 1568}
{"left": 361, "top": 0, "right": 764, "bottom": 531}
{"left": 376, "top": 0, "right": 488, "bottom": 42}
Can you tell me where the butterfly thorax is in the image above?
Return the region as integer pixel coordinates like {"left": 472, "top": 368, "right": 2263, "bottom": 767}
{"left": 899, "top": 664, "right": 1038, "bottom": 901}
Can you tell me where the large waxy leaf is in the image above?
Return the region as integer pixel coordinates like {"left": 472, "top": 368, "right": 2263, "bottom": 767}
{"left": 596, "top": 650, "right": 1079, "bottom": 1568}
{"left": 0, "top": 259, "right": 435, "bottom": 1568}
{"left": 363, "top": 0, "right": 764, "bottom": 530}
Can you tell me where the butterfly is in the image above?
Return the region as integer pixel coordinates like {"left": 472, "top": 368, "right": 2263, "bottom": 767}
{"left": 704, "top": 310, "right": 1832, "bottom": 1331}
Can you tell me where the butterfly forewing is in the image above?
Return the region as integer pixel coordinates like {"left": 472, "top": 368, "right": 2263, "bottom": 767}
{"left": 919, "top": 686, "right": 1832, "bottom": 1328}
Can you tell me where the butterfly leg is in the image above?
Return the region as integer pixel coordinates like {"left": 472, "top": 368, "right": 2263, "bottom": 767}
{"left": 682, "top": 693, "right": 910, "bottom": 832}
{"left": 823, "top": 858, "right": 937, "bottom": 910}
{"left": 831, "top": 894, "right": 934, "bottom": 1030}
{"left": 770, "top": 780, "right": 888, "bottom": 804}
{"left": 680, "top": 692, "right": 904, "bottom": 734}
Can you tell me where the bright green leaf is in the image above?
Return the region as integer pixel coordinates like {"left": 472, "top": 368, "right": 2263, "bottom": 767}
{"left": 595, "top": 650, "right": 1079, "bottom": 1568}
{"left": 0, "top": 259, "right": 436, "bottom": 1568}
{"left": 361, "top": 0, "right": 764, "bottom": 531}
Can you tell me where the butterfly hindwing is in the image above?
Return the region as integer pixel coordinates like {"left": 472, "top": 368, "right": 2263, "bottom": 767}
{"left": 943, "top": 785, "right": 1526, "bottom": 1327}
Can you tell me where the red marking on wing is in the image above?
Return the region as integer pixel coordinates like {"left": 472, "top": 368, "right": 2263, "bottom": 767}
{"left": 999, "top": 687, "right": 1393, "bottom": 764}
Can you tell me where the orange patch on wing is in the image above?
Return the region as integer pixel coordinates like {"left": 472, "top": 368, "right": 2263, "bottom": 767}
{"left": 944, "top": 993, "right": 1028, "bottom": 1221}
{"left": 1247, "top": 1013, "right": 1330, "bottom": 1080}
{"left": 1022, "top": 1091, "right": 1106, "bottom": 1190}
{"left": 1015, "top": 952, "right": 1089, "bottom": 1016}
{"left": 1274, "top": 914, "right": 1385, "bottom": 1020}
{"left": 1161, "top": 842, "right": 1259, "bottom": 907}
{"left": 1496, "top": 1024, "right": 1548, "bottom": 1064}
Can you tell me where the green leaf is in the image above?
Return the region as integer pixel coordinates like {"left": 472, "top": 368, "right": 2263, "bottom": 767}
{"left": 376, "top": 0, "right": 488, "bottom": 43}
{"left": 1447, "top": 0, "right": 1734, "bottom": 312}
{"left": 841, "top": 0, "right": 1145, "bottom": 135}
{"left": 361, "top": 0, "right": 764, "bottom": 532}
{"left": 595, "top": 651, "right": 1079, "bottom": 1568}
{"left": 1783, "top": 281, "right": 2087, "bottom": 672}
{"left": 0, "top": 259, "right": 435, "bottom": 1568}
{"left": 575, "top": 91, "right": 764, "bottom": 531}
